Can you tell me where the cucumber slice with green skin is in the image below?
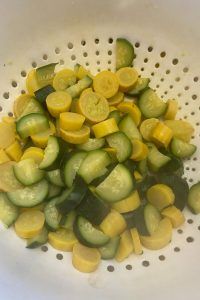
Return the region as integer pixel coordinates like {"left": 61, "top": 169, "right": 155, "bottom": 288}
{"left": 66, "top": 76, "right": 93, "bottom": 99}
{"left": 74, "top": 216, "right": 110, "bottom": 247}
{"left": 48, "top": 184, "right": 62, "bottom": 199}
{"left": 136, "top": 175, "right": 157, "bottom": 200}
{"left": 127, "top": 78, "right": 150, "bottom": 96}
{"left": 56, "top": 177, "right": 88, "bottom": 214}
{"left": 137, "top": 159, "right": 148, "bottom": 176}
{"left": 60, "top": 210, "right": 76, "bottom": 230}
{"left": 116, "top": 38, "right": 135, "bottom": 70}
{"left": 122, "top": 206, "right": 149, "bottom": 235}
{"left": 106, "top": 131, "right": 132, "bottom": 163}
{"left": 147, "top": 144, "right": 171, "bottom": 172}
{"left": 108, "top": 110, "right": 122, "bottom": 124}
{"left": 99, "top": 236, "right": 120, "bottom": 259}
{"left": 39, "top": 136, "right": 68, "bottom": 171}
{"left": 96, "top": 164, "right": 134, "bottom": 203}
{"left": 91, "top": 163, "right": 117, "bottom": 186}
{"left": 144, "top": 204, "right": 161, "bottom": 235}
{"left": 13, "top": 158, "right": 45, "bottom": 186}
{"left": 62, "top": 151, "right": 87, "bottom": 188}
{"left": 26, "top": 227, "right": 48, "bottom": 249}
{"left": 46, "top": 169, "right": 65, "bottom": 187}
{"left": 36, "top": 63, "right": 58, "bottom": 87}
{"left": 0, "top": 193, "right": 19, "bottom": 227}
{"left": 34, "top": 85, "right": 55, "bottom": 106}
{"left": 139, "top": 88, "right": 167, "bottom": 118}
{"left": 124, "top": 159, "right": 137, "bottom": 173}
{"left": 158, "top": 150, "right": 184, "bottom": 177}
{"left": 76, "top": 138, "right": 105, "bottom": 152}
{"left": 44, "top": 197, "right": 61, "bottom": 230}
{"left": 119, "top": 114, "right": 142, "bottom": 141}
{"left": 7, "top": 179, "right": 49, "bottom": 207}
{"left": 157, "top": 174, "right": 189, "bottom": 211}
{"left": 171, "top": 138, "right": 197, "bottom": 158}
{"left": 19, "top": 98, "right": 44, "bottom": 119}
{"left": 16, "top": 113, "right": 50, "bottom": 139}
{"left": 188, "top": 182, "right": 200, "bottom": 214}
{"left": 78, "top": 150, "right": 111, "bottom": 184}
{"left": 76, "top": 189, "right": 110, "bottom": 225}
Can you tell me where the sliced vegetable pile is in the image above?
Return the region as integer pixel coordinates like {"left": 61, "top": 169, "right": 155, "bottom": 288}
{"left": 0, "top": 38, "right": 199, "bottom": 273}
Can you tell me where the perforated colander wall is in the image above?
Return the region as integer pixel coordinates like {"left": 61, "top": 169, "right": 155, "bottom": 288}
{"left": 0, "top": 36, "right": 200, "bottom": 274}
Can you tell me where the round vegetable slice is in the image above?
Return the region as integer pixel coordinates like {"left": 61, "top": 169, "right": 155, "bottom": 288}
{"left": 147, "top": 184, "right": 175, "bottom": 211}
{"left": 108, "top": 91, "right": 124, "bottom": 106}
{"left": 116, "top": 67, "right": 138, "bottom": 92}
{"left": 92, "top": 118, "right": 119, "bottom": 138}
{"left": 93, "top": 71, "right": 119, "bottom": 98}
{"left": 0, "top": 122, "right": 15, "bottom": 149}
{"left": 140, "top": 118, "right": 159, "bottom": 141}
{"left": 116, "top": 38, "right": 135, "bottom": 70}
{"left": 100, "top": 209, "right": 127, "bottom": 237}
{"left": 60, "top": 125, "right": 90, "bottom": 144}
{"left": 187, "top": 182, "right": 200, "bottom": 214}
{"left": 48, "top": 228, "right": 77, "bottom": 251}
{"left": 112, "top": 190, "right": 140, "bottom": 213}
{"left": 31, "top": 121, "right": 56, "bottom": 148}
{"left": 13, "top": 94, "right": 33, "bottom": 118}
{"left": 46, "top": 91, "right": 72, "bottom": 118}
{"left": 164, "top": 99, "right": 178, "bottom": 120}
{"left": 164, "top": 120, "right": 194, "bottom": 142}
{"left": 115, "top": 230, "right": 133, "bottom": 262}
{"left": 117, "top": 101, "right": 141, "bottom": 126}
{"left": 15, "top": 210, "right": 45, "bottom": 238}
{"left": 21, "top": 147, "right": 44, "bottom": 164}
{"left": 130, "top": 139, "right": 148, "bottom": 161}
{"left": 26, "top": 69, "right": 40, "bottom": 96}
{"left": 72, "top": 242, "right": 101, "bottom": 273}
{"left": 60, "top": 112, "right": 85, "bottom": 131}
{"left": 77, "top": 91, "right": 109, "bottom": 123}
{"left": 53, "top": 69, "right": 76, "bottom": 91}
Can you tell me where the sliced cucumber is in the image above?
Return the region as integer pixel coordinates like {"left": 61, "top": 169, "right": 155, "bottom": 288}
{"left": 26, "top": 227, "right": 48, "bottom": 249}
{"left": 91, "top": 163, "right": 117, "bottom": 186}
{"left": 48, "top": 184, "right": 62, "bottom": 199}
{"left": 76, "top": 138, "right": 105, "bottom": 151}
{"left": 19, "top": 98, "right": 44, "bottom": 119}
{"left": 36, "top": 63, "right": 57, "bottom": 86}
{"left": 13, "top": 158, "right": 44, "bottom": 186}
{"left": 77, "top": 189, "right": 110, "bottom": 225}
{"left": 60, "top": 210, "right": 76, "bottom": 230}
{"left": 139, "top": 89, "right": 167, "bottom": 118}
{"left": 158, "top": 174, "right": 189, "bottom": 211}
{"left": 106, "top": 131, "right": 132, "bottom": 163}
{"left": 144, "top": 203, "right": 161, "bottom": 235}
{"left": 147, "top": 144, "right": 171, "bottom": 172}
{"left": 122, "top": 206, "right": 149, "bottom": 235}
{"left": 34, "top": 85, "right": 55, "bottom": 105}
{"left": 188, "top": 182, "right": 200, "bottom": 214}
{"left": 66, "top": 76, "right": 93, "bottom": 99}
{"left": 0, "top": 192, "right": 19, "bottom": 227}
{"left": 44, "top": 197, "right": 61, "bottom": 230}
{"left": 40, "top": 136, "right": 68, "bottom": 171}
{"left": 158, "top": 150, "right": 184, "bottom": 176}
{"left": 116, "top": 38, "right": 135, "bottom": 70}
{"left": 127, "top": 78, "right": 150, "bottom": 96}
{"left": 16, "top": 113, "right": 50, "bottom": 139}
{"left": 99, "top": 236, "right": 120, "bottom": 259}
{"left": 7, "top": 179, "right": 49, "bottom": 207}
{"left": 96, "top": 164, "right": 134, "bottom": 203}
{"left": 56, "top": 177, "right": 87, "bottom": 214}
{"left": 124, "top": 159, "right": 137, "bottom": 173}
{"left": 46, "top": 169, "right": 65, "bottom": 187}
{"left": 108, "top": 110, "right": 122, "bottom": 124}
{"left": 137, "top": 159, "right": 148, "bottom": 176}
{"left": 171, "top": 138, "right": 197, "bottom": 158}
{"left": 74, "top": 216, "right": 110, "bottom": 247}
{"left": 119, "top": 114, "right": 142, "bottom": 140}
{"left": 62, "top": 151, "right": 87, "bottom": 188}
{"left": 78, "top": 150, "right": 111, "bottom": 184}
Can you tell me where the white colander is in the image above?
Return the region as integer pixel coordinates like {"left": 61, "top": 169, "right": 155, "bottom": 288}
{"left": 0, "top": 0, "right": 200, "bottom": 299}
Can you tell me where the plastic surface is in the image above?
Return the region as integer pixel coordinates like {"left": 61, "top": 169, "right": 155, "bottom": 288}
{"left": 0, "top": 0, "right": 200, "bottom": 299}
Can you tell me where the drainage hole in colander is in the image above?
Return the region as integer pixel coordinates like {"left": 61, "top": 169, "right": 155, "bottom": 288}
{"left": 189, "top": 178, "right": 194, "bottom": 183}
{"left": 56, "top": 253, "right": 63, "bottom": 260}
{"left": 32, "top": 61, "right": 37, "bottom": 68}
{"left": 55, "top": 47, "right": 60, "bottom": 54}
{"left": 192, "top": 94, "right": 197, "bottom": 100}
{"left": 186, "top": 237, "right": 194, "bottom": 243}
{"left": 196, "top": 122, "right": 199, "bottom": 126}
{"left": 81, "top": 40, "right": 86, "bottom": 46}
{"left": 60, "top": 59, "right": 64, "bottom": 65}
{"left": 148, "top": 46, "right": 153, "bottom": 52}
{"left": 41, "top": 245, "right": 48, "bottom": 252}
{"left": 108, "top": 60, "right": 111, "bottom": 65}
{"left": 142, "top": 260, "right": 150, "bottom": 267}
{"left": 96, "top": 61, "right": 100, "bottom": 65}
{"left": 108, "top": 38, "right": 113, "bottom": 44}
{"left": 144, "top": 58, "right": 148, "bottom": 63}
{"left": 11, "top": 80, "right": 17, "bottom": 88}
{"left": 183, "top": 67, "right": 189, "bottom": 73}
{"left": 184, "top": 86, "right": 190, "bottom": 91}
{"left": 95, "top": 38, "right": 99, "bottom": 44}
{"left": 140, "top": 67, "right": 144, "bottom": 72}
{"left": 175, "top": 77, "right": 180, "bottom": 82}
{"left": 85, "top": 62, "right": 89, "bottom": 66}
{"left": 83, "top": 52, "right": 88, "bottom": 58}
{"left": 185, "top": 102, "right": 189, "bottom": 106}
{"left": 174, "top": 247, "right": 180, "bottom": 252}
{"left": 187, "top": 219, "right": 194, "bottom": 224}
{"left": 43, "top": 54, "right": 48, "bottom": 61}
{"left": 198, "top": 226, "right": 200, "bottom": 231}
{"left": 8, "top": 112, "right": 13, "bottom": 117}
{"left": 166, "top": 69, "right": 170, "bottom": 74}
{"left": 3, "top": 92, "right": 9, "bottom": 99}
{"left": 158, "top": 255, "right": 166, "bottom": 261}
{"left": 68, "top": 42, "right": 73, "bottom": 49}
{"left": 177, "top": 229, "right": 183, "bottom": 234}
{"left": 125, "top": 264, "right": 132, "bottom": 270}
{"left": 160, "top": 51, "right": 166, "bottom": 58}
{"left": 194, "top": 76, "right": 199, "bottom": 82}
{"left": 151, "top": 72, "right": 155, "bottom": 76}
{"left": 155, "top": 63, "right": 160, "bottom": 68}
{"left": 71, "top": 55, "right": 76, "bottom": 61}
{"left": 169, "top": 85, "right": 173, "bottom": 89}
{"left": 172, "top": 58, "right": 179, "bottom": 65}
{"left": 21, "top": 90, "right": 26, "bottom": 94}
{"left": 21, "top": 70, "right": 27, "bottom": 77}
{"left": 108, "top": 50, "right": 112, "bottom": 56}
{"left": 96, "top": 50, "right": 100, "bottom": 56}
{"left": 107, "top": 265, "right": 115, "bottom": 272}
